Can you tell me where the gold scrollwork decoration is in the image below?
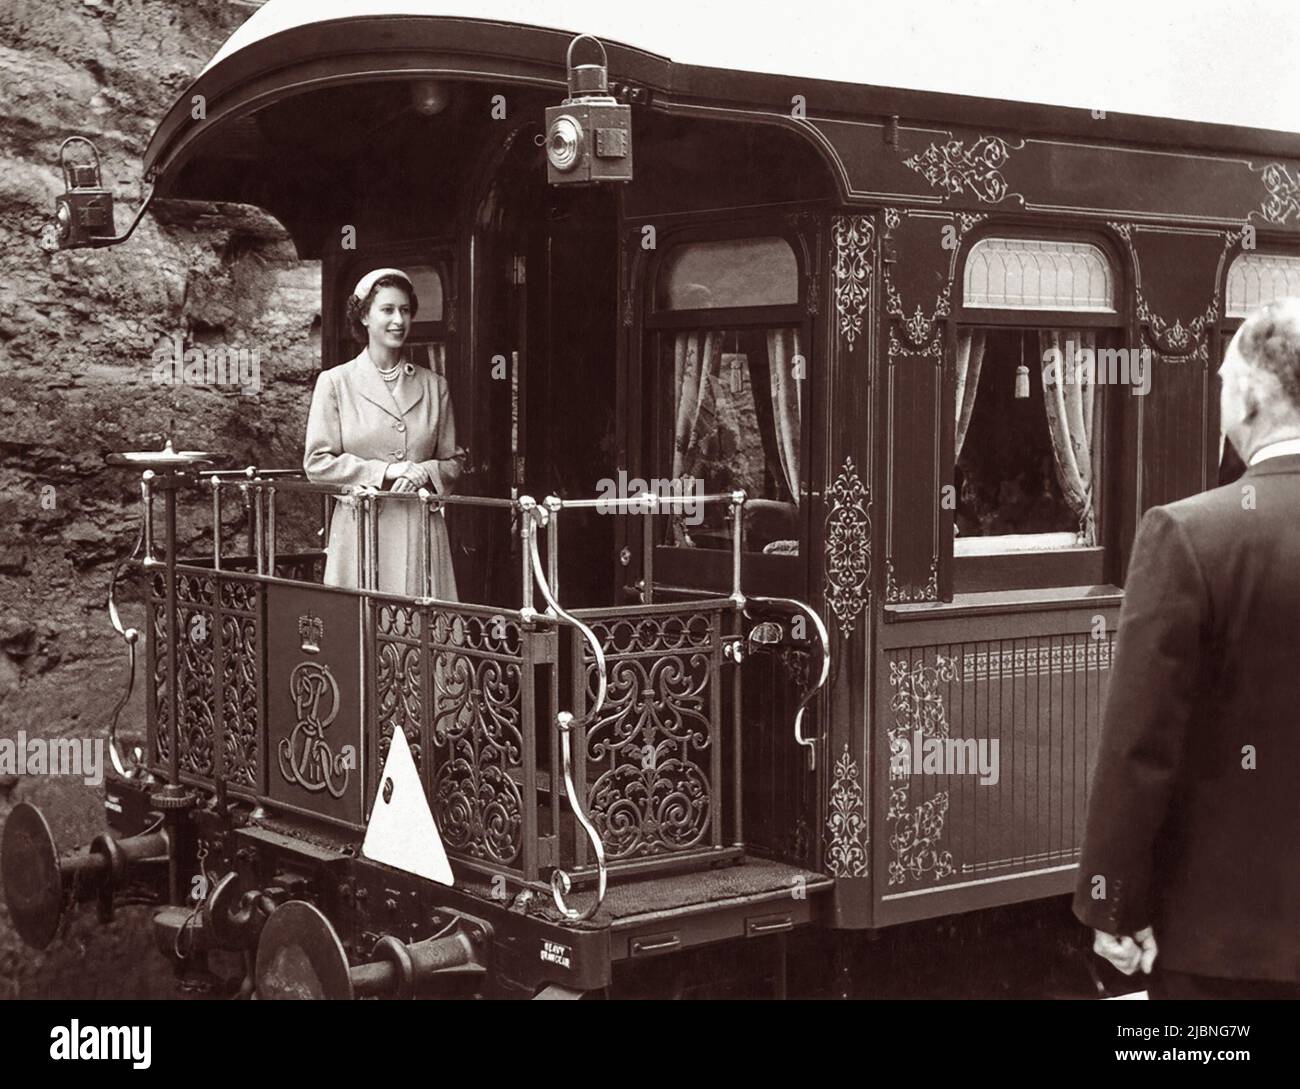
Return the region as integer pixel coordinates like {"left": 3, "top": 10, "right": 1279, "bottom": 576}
{"left": 886, "top": 655, "right": 958, "bottom": 885}
{"left": 824, "top": 455, "right": 871, "bottom": 638}
{"left": 826, "top": 743, "right": 869, "bottom": 877}
{"left": 884, "top": 556, "right": 938, "bottom": 604}
{"left": 832, "top": 214, "right": 875, "bottom": 347}
{"left": 1251, "top": 162, "right": 1300, "bottom": 225}
{"left": 903, "top": 135, "right": 1024, "bottom": 205}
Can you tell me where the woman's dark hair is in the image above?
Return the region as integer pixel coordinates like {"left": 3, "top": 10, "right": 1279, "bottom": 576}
{"left": 345, "top": 275, "right": 419, "bottom": 345}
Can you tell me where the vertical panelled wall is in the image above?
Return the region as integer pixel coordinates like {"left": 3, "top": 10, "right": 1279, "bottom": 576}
{"left": 1109, "top": 223, "right": 1247, "bottom": 574}
{"left": 819, "top": 212, "right": 877, "bottom": 925}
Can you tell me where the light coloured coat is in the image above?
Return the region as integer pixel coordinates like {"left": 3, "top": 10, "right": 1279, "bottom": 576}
{"left": 303, "top": 350, "right": 460, "bottom": 598}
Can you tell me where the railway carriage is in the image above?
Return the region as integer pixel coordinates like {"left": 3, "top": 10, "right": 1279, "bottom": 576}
{"left": 5, "top": 0, "right": 1300, "bottom": 997}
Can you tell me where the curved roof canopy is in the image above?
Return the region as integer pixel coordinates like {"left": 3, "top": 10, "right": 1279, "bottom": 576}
{"left": 145, "top": 0, "right": 1300, "bottom": 182}
{"left": 200, "top": 0, "right": 1300, "bottom": 128}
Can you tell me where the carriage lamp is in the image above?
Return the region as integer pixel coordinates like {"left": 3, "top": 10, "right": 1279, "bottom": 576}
{"left": 410, "top": 79, "right": 450, "bottom": 116}
{"left": 544, "top": 34, "right": 632, "bottom": 185}
{"left": 42, "top": 136, "right": 155, "bottom": 251}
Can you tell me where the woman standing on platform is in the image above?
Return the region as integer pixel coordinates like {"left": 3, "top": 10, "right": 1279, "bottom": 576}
{"left": 304, "top": 267, "right": 461, "bottom": 598}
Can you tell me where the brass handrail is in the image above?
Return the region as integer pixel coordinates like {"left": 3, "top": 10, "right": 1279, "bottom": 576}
{"left": 524, "top": 500, "right": 608, "bottom": 921}
{"left": 106, "top": 517, "right": 148, "bottom": 779}
{"left": 744, "top": 595, "right": 831, "bottom": 771}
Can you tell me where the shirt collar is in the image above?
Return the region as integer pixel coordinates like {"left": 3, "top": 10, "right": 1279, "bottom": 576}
{"left": 1249, "top": 438, "right": 1300, "bottom": 465}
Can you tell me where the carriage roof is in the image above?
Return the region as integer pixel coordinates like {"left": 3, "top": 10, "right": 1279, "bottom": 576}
{"left": 144, "top": 0, "right": 1300, "bottom": 184}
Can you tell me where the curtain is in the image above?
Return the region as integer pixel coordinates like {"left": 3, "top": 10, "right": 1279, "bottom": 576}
{"left": 671, "top": 331, "right": 721, "bottom": 544}
{"left": 954, "top": 329, "right": 987, "bottom": 458}
{"left": 1039, "top": 329, "right": 1099, "bottom": 545}
{"left": 766, "top": 328, "right": 803, "bottom": 503}
{"left": 408, "top": 341, "right": 446, "bottom": 375}
{"left": 671, "top": 331, "right": 721, "bottom": 480}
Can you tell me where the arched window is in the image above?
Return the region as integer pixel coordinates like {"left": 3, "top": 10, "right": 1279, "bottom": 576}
{"left": 964, "top": 237, "right": 1115, "bottom": 312}
{"left": 1225, "top": 252, "right": 1300, "bottom": 318}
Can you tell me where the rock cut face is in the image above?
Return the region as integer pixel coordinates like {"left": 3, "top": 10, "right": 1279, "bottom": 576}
{"left": 0, "top": 0, "right": 321, "bottom": 998}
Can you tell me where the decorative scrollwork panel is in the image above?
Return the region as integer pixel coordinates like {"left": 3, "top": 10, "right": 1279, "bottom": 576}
{"left": 427, "top": 608, "right": 525, "bottom": 869}
{"left": 579, "top": 611, "right": 720, "bottom": 862}
{"left": 176, "top": 603, "right": 216, "bottom": 777}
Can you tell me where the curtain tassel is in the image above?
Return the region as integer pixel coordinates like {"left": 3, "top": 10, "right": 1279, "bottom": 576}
{"left": 1014, "top": 364, "right": 1030, "bottom": 399}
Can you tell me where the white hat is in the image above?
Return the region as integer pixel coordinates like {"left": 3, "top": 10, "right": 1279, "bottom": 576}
{"left": 352, "top": 267, "right": 412, "bottom": 300}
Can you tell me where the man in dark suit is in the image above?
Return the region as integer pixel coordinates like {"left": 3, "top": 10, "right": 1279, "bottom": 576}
{"left": 1075, "top": 297, "right": 1300, "bottom": 999}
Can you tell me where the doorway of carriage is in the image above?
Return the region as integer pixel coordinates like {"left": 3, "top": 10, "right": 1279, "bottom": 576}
{"left": 464, "top": 120, "right": 620, "bottom": 610}
{"left": 622, "top": 187, "right": 831, "bottom": 869}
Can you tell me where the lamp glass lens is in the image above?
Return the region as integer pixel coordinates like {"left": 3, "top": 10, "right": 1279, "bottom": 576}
{"left": 547, "top": 116, "right": 581, "bottom": 171}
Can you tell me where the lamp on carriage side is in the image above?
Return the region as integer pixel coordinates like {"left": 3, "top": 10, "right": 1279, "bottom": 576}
{"left": 544, "top": 34, "right": 632, "bottom": 185}
{"left": 41, "top": 136, "right": 156, "bottom": 252}
{"left": 410, "top": 79, "right": 450, "bottom": 116}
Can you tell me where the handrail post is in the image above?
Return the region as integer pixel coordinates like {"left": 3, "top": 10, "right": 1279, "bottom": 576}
{"left": 518, "top": 495, "right": 536, "bottom": 622}
{"left": 141, "top": 471, "right": 156, "bottom": 564}
{"left": 353, "top": 488, "right": 366, "bottom": 589}
{"left": 418, "top": 488, "right": 432, "bottom": 600}
{"left": 365, "top": 488, "right": 380, "bottom": 592}
{"left": 266, "top": 482, "right": 277, "bottom": 577}
{"left": 642, "top": 493, "right": 655, "bottom": 604}
{"left": 243, "top": 465, "right": 256, "bottom": 568}
{"left": 163, "top": 474, "right": 179, "bottom": 788}
{"left": 211, "top": 477, "right": 222, "bottom": 572}
{"left": 730, "top": 490, "right": 746, "bottom": 606}
{"left": 545, "top": 495, "right": 562, "bottom": 619}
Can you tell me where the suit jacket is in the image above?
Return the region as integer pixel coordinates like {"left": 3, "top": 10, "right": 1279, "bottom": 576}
{"left": 303, "top": 351, "right": 461, "bottom": 597}
{"left": 1073, "top": 453, "right": 1300, "bottom": 980}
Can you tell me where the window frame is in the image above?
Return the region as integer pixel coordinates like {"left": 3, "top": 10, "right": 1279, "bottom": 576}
{"left": 643, "top": 221, "right": 811, "bottom": 572}
{"left": 949, "top": 228, "right": 1126, "bottom": 594}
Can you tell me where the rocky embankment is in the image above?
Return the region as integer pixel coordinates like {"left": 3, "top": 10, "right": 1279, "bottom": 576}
{"left": 0, "top": 0, "right": 320, "bottom": 997}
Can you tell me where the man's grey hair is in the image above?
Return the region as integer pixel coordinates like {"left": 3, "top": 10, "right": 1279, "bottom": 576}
{"left": 1236, "top": 296, "right": 1300, "bottom": 411}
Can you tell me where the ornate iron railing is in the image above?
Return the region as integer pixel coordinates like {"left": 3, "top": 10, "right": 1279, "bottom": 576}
{"left": 138, "top": 470, "right": 826, "bottom": 911}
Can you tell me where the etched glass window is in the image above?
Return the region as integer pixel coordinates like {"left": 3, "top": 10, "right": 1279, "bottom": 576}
{"left": 964, "top": 238, "right": 1115, "bottom": 312}
{"left": 1226, "top": 252, "right": 1300, "bottom": 318}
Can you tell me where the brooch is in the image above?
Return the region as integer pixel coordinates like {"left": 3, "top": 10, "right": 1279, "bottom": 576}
{"left": 403, "top": 363, "right": 415, "bottom": 376}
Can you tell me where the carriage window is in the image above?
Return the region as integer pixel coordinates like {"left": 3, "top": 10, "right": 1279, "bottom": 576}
{"left": 955, "top": 237, "right": 1117, "bottom": 570}
{"left": 405, "top": 264, "right": 444, "bottom": 322}
{"left": 660, "top": 326, "right": 803, "bottom": 554}
{"left": 658, "top": 238, "right": 798, "bottom": 310}
{"left": 953, "top": 328, "right": 1109, "bottom": 555}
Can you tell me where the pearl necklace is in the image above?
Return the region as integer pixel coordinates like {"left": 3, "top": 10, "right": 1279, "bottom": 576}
{"left": 374, "top": 360, "right": 401, "bottom": 382}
